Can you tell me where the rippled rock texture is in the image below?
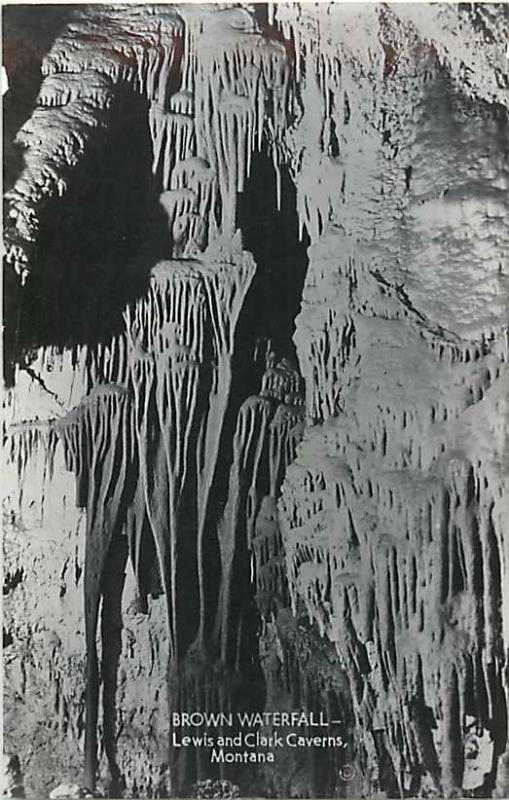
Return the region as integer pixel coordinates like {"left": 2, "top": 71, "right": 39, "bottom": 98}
{"left": 3, "top": 3, "right": 508, "bottom": 798}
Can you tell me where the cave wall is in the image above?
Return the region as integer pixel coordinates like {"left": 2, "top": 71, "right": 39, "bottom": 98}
{"left": 3, "top": 3, "right": 508, "bottom": 798}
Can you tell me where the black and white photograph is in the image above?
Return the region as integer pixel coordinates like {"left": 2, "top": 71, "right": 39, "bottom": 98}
{"left": 2, "top": 2, "right": 508, "bottom": 797}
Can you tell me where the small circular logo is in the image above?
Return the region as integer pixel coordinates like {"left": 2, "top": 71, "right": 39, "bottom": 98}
{"left": 339, "top": 764, "right": 356, "bottom": 782}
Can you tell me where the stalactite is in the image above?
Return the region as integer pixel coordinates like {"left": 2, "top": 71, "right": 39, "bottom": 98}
{"left": 100, "top": 534, "right": 128, "bottom": 795}
{"left": 124, "top": 252, "right": 256, "bottom": 661}
{"left": 56, "top": 386, "right": 136, "bottom": 790}
{"left": 183, "top": 7, "right": 294, "bottom": 237}
{"left": 279, "top": 360, "right": 507, "bottom": 793}
{"left": 149, "top": 105, "right": 196, "bottom": 191}
{"left": 216, "top": 360, "right": 303, "bottom": 660}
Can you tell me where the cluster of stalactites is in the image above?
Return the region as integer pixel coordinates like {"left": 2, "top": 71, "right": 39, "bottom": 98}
{"left": 8, "top": 422, "right": 58, "bottom": 484}
{"left": 216, "top": 357, "right": 304, "bottom": 644}
{"left": 5, "top": 2, "right": 295, "bottom": 279}
{"left": 5, "top": 241, "right": 258, "bottom": 663}
{"left": 148, "top": 4, "right": 294, "bottom": 250}
{"left": 283, "top": 284, "right": 507, "bottom": 792}
{"left": 269, "top": 3, "right": 508, "bottom": 111}
{"left": 40, "top": 6, "right": 183, "bottom": 97}
{"left": 267, "top": 1, "right": 509, "bottom": 264}
{"left": 157, "top": 156, "right": 217, "bottom": 258}
{"left": 6, "top": 422, "right": 61, "bottom": 531}
{"left": 124, "top": 255, "right": 256, "bottom": 655}
{"left": 54, "top": 384, "right": 136, "bottom": 653}
{"left": 252, "top": 496, "right": 290, "bottom": 611}
{"left": 5, "top": 343, "right": 130, "bottom": 444}
{"left": 56, "top": 385, "right": 134, "bottom": 509}
{"left": 125, "top": 255, "right": 257, "bottom": 369}
{"left": 280, "top": 211, "right": 508, "bottom": 794}
{"left": 281, "top": 441, "right": 506, "bottom": 792}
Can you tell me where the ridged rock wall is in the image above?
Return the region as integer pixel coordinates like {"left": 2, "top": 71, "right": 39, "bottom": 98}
{"left": 273, "top": 4, "right": 508, "bottom": 797}
{"left": 3, "top": 3, "right": 508, "bottom": 798}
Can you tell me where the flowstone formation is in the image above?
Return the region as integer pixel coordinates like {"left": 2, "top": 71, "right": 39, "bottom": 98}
{"left": 3, "top": 3, "right": 508, "bottom": 798}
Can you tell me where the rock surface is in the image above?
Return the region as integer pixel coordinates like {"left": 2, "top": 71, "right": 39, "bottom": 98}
{"left": 3, "top": 3, "right": 508, "bottom": 798}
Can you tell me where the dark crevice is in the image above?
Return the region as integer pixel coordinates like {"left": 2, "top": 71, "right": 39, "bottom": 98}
{"left": 237, "top": 149, "right": 310, "bottom": 370}
{"left": 4, "top": 85, "right": 167, "bottom": 385}
{"left": 3, "top": 567, "right": 24, "bottom": 595}
{"left": 167, "top": 151, "right": 309, "bottom": 794}
{"left": 201, "top": 149, "right": 309, "bottom": 649}
{"left": 3, "top": 627, "right": 14, "bottom": 648}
